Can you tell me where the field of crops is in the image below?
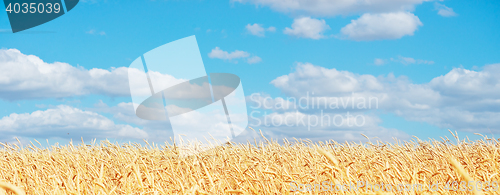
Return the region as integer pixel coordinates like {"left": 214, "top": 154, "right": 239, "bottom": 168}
{"left": 0, "top": 130, "right": 499, "bottom": 194}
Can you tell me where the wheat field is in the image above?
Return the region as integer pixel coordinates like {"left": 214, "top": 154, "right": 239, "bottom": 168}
{"left": 0, "top": 130, "right": 499, "bottom": 195}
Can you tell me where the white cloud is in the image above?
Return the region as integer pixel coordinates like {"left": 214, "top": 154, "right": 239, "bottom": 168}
{"left": 246, "top": 23, "right": 265, "bottom": 36}
{"left": 0, "top": 49, "right": 181, "bottom": 100}
{"left": 247, "top": 93, "right": 296, "bottom": 112}
{"left": 283, "top": 17, "right": 330, "bottom": 39}
{"left": 390, "top": 56, "right": 434, "bottom": 65}
{"left": 235, "top": 0, "right": 432, "bottom": 41}
{"left": 245, "top": 23, "right": 277, "bottom": 37}
{"left": 208, "top": 47, "right": 261, "bottom": 64}
{"left": 429, "top": 64, "right": 500, "bottom": 97}
{"left": 232, "top": 0, "right": 430, "bottom": 17}
{"left": 93, "top": 98, "right": 249, "bottom": 145}
{"left": 0, "top": 105, "right": 148, "bottom": 142}
{"left": 435, "top": 3, "right": 457, "bottom": 17}
{"left": 252, "top": 111, "right": 409, "bottom": 142}
{"left": 268, "top": 62, "right": 500, "bottom": 134}
{"left": 247, "top": 56, "right": 262, "bottom": 64}
{"left": 416, "top": 59, "right": 434, "bottom": 64}
{"left": 397, "top": 56, "right": 416, "bottom": 64}
{"left": 208, "top": 47, "right": 250, "bottom": 60}
{"left": 271, "top": 63, "right": 384, "bottom": 96}
{"left": 86, "top": 29, "right": 106, "bottom": 35}
{"left": 340, "top": 12, "right": 422, "bottom": 41}
{"left": 247, "top": 92, "right": 409, "bottom": 142}
{"left": 92, "top": 101, "right": 168, "bottom": 130}
{"left": 374, "top": 58, "right": 386, "bottom": 65}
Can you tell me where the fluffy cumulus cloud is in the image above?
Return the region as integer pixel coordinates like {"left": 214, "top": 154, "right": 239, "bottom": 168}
{"left": 245, "top": 23, "right": 276, "bottom": 37}
{"left": 284, "top": 17, "right": 330, "bottom": 39}
{"left": 340, "top": 12, "right": 422, "bottom": 41}
{"left": 435, "top": 3, "right": 457, "bottom": 17}
{"left": 232, "top": 0, "right": 430, "bottom": 17}
{"left": 0, "top": 105, "right": 148, "bottom": 143}
{"left": 0, "top": 49, "right": 255, "bottom": 144}
{"left": 271, "top": 63, "right": 384, "bottom": 96}
{"left": 247, "top": 93, "right": 410, "bottom": 142}
{"left": 0, "top": 49, "right": 180, "bottom": 100}
{"left": 92, "top": 96, "right": 250, "bottom": 145}
{"left": 265, "top": 62, "right": 500, "bottom": 134}
{"left": 208, "top": 47, "right": 261, "bottom": 64}
{"left": 5, "top": 100, "right": 229, "bottom": 144}
{"left": 429, "top": 64, "right": 500, "bottom": 98}
{"left": 252, "top": 111, "right": 408, "bottom": 142}
{"left": 234, "top": 0, "right": 433, "bottom": 41}
{"left": 247, "top": 65, "right": 410, "bottom": 142}
{"left": 91, "top": 101, "right": 173, "bottom": 137}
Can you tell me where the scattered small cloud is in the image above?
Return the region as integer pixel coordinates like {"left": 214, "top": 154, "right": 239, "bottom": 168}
{"left": 232, "top": 0, "right": 430, "bottom": 17}
{"left": 390, "top": 56, "right": 434, "bottom": 65}
{"left": 373, "top": 56, "right": 434, "bottom": 66}
{"left": 235, "top": 0, "right": 432, "bottom": 42}
{"left": 208, "top": 47, "right": 261, "bottom": 64}
{"left": 283, "top": 17, "right": 330, "bottom": 39}
{"left": 245, "top": 23, "right": 276, "bottom": 37}
{"left": 435, "top": 3, "right": 457, "bottom": 17}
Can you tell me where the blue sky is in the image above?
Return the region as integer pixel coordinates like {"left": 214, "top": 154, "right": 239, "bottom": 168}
{"left": 1, "top": 0, "right": 499, "bottom": 145}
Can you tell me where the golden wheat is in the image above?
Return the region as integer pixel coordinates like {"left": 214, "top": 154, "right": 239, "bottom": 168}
{"left": 0, "top": 133, "right": 499, "bottom": 194}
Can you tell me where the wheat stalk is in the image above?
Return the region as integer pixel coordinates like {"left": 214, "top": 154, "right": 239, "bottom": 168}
{"left": 0, "top": 133, "right": 498, "bottom": 194}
